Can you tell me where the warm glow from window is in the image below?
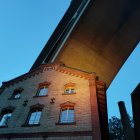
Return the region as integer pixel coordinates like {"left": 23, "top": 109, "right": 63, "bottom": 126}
{"left": 64, "top": 83, "right": 76, "bottom": 94}
{"left": 65, "top": 87, "right": 75, "bottom": 94}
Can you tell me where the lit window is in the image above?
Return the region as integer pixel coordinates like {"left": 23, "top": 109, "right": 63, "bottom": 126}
{"left": 37, "top": 86, "right": 48, "bottom": 96}
{"left": 64, "top": 83, "right": 76, "bottom": 94}
{"left": 11, "top": 88, "right": 23, "bottom": 99}
{"left": 0, "top": 107, "right": 14, "bottom": 127}
{"left": 59, "top": 102, "right": 75, "bottom": 124}
{"left": 65, "top": 88, "right": 75, "bottom": 94}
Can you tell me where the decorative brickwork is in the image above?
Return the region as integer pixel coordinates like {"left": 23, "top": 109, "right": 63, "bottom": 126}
{"left": 0, "top": 63, "right": 107, "bottom": 140}
{"left": 1, "top": 63, "right": 95, "bottom": 91}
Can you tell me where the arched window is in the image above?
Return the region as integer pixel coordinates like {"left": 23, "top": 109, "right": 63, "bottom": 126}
{"left": 0, "top": 106, "right": 14, "bottom": 127}
{"left": 36, "top": 82, "right": 50, "bottom": 97}
{"left": 64, "top": 83, "right": 76, "bottom": 94}
{"left": 25, "top": 104, "right": 44, "bottom": 126}
{"left": 11, "top": 88, "right": 23, "bottom": 99}
{"left": 59, "top": 102, "right": 75, "bottom": 124}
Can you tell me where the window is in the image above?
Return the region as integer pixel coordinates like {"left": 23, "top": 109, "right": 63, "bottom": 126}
{"left": 58, "top": 102, "right": 75, "bottom": 124}
{"left": 24, "top": 104, "right": 44, "bottom": 126}
{"left": 28, "top": 110, "right": 42, "bottom": 125}
{"left": 0, "top": 112, "right": 12, "bottom": 126}
{"left": 65, "top": 88, "right": 75, "bottom": 94}
{"left": 36, "top": 82, "right": 50, "bottom": 97}
{"left": 64, "top": 83, "right": 76, "bottom": 94}
{"left": 37, "top": 86, "right": 48, "bottom": 96}
{"left": 0, "top": 106, "right": 14, "bottom": 127}
{"left": 11, "top": 88, "right": 23, "bottom": 99}
{"left": 60, "top": 107, "right": 75, "bottom": 123}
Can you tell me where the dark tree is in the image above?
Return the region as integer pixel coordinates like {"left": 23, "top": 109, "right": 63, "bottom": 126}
{"left": 108, "top": 116, "right": 125, "bottom": 140}
{"left": 109, "top": 116, "right": 134, "bottom": 140}
{"left": 129, "top": 116, "right": 134, "bottom": 128}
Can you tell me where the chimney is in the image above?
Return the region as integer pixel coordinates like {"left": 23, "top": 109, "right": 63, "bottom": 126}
{"left": 118, "top": 101, "right": 134, "bottom": 140}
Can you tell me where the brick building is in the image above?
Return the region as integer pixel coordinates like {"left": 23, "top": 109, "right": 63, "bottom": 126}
{"left": 0, "top": 63, "right": 108, "bottom": 140}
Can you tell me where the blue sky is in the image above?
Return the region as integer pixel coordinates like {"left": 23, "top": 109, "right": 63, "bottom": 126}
{"left": 0, "top": 0, "right": 71, "bottom": 84}
{"left": 107, "top": 43, "right": 140, "bottom": 118}
{"left": 0, "top": 0, "right": 139, "bottom": 118}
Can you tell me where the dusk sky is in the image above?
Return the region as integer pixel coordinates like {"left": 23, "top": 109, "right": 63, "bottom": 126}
{"left": 0, "top": 0, "right": 140, "bottom": 119}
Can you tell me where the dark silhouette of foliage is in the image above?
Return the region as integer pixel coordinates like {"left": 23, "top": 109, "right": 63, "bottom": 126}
{"left": 108, "top": 116, "right": 125, "bottom": 140}
{"left": 108, "top": 116, "right": 134, "bottom": 140}
{"left": 129, "top": 116, "right": 134, "bottom": 128}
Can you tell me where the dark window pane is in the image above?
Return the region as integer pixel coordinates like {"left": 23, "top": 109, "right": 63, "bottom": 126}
{"left": 14, "top": 92, "right": 21, "bottom": 98}
{"left": 12, "top": 89, "right": 23, "bottom": 99}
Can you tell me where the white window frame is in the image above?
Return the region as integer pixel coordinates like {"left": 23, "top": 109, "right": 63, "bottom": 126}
{"left": 37, "top": 86, "right": 48, "bottom": 96}
{"left": 60, "top": 107, "right": 75, "bottom": 123}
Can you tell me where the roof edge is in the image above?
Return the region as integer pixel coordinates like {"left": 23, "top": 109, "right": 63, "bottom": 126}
{"left": 1, "top": 62, "right": 96, "bottom": 91}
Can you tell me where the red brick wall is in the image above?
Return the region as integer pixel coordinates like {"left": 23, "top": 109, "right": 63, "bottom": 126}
{"left": 0, "top": 65, "right": 95, "bottom": 139}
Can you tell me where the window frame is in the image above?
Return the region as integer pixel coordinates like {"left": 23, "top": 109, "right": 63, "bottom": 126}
{"left": 56, "top": 102, "right": 76, "bottom": 125}
{"left": 63, "top": 83, "right": 76, "bottom": 95}
{"left": 26, "top": 109, "right": 42, "bottom": 126}
{"left": 34, "top": 82, "right": 50, "bottom": 97}
{"left": 10, "top": 88, "right": 23, "bottom": 100}
{"left": 60, "top": 107, "right": 75, "bottom": 123}
{"left": 64, "top": 87, "right": 75, "bottom": 94}
{"left": 22, "top": 104, "right": 44, "bottom": 127}
{"left": 0, "top": 106, "right": 14, "bottom": 128}
{"left": 37, "top": 86, "right": 49, "bottom": 97}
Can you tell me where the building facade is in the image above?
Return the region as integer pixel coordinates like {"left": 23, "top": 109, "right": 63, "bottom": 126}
{"left": 0, "top": 63, "right": 108, "bottom": 140}
{"left": 0, "top": 0, "right": 139, "bottom": 139}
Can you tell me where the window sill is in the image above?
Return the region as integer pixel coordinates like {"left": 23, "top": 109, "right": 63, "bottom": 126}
{"left": 21, "top": 124, "right": 40, "bottom": 127}
{"left": 33, "top": 95, "right": 48, "bottom": 98}
{"left": 62, "top": 93, "right": 76, "bottom": 95}
{"left": 0, "top": 125, "right": 8, "bottom": 128}
{"left": 55, "top": 122, "right": 76, "bottom": 125}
